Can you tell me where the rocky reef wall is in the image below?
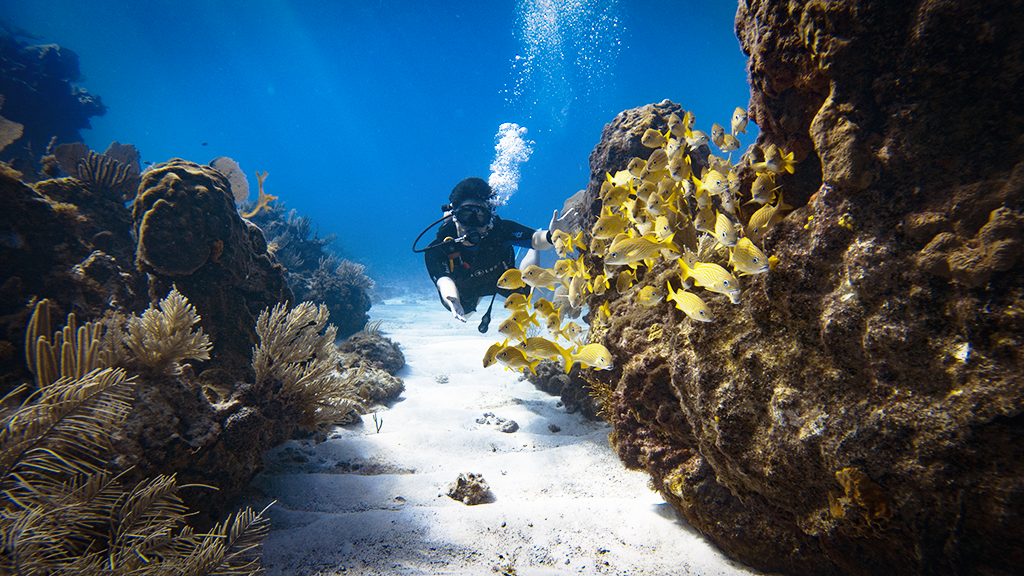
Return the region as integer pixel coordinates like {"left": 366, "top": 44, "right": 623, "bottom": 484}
{"left": 580, "top": 1, "right": 1023, "bottom": 574}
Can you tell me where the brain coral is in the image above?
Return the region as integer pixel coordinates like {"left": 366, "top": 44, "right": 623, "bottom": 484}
{"left": 133, "top": 159, "right": 236, "bottom": 276}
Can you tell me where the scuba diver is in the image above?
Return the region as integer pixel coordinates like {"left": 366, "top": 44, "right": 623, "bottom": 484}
{"left": 415, "top": 177, "right": 573, "bottom": 330}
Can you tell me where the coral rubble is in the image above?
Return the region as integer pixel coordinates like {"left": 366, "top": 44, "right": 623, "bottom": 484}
{"left": 577, "top": 2, "right": 1024, "bottom": 575}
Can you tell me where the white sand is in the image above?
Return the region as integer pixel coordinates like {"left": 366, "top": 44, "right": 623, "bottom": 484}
{"left": 243, "top": 295, "right": 763, "bottom": 575}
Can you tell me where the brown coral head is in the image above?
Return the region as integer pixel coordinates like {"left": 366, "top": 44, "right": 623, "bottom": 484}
{"left": 133, "top": 159, "right": 237, "bottom": 276}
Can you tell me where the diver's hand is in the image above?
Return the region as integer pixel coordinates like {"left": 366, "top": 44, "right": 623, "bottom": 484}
{"left": 548, "top": 208, "right": 575, "bottom": 234}
{"left": 446, "top": 296, "right": 467, "bottom": 322}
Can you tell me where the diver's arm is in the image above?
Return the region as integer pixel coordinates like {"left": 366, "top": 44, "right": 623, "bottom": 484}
{"left": 532, "top": 229, "right": 553, "bottom": 250}
{"left": 436, "top": 276, "right": 467, "bottom": 322}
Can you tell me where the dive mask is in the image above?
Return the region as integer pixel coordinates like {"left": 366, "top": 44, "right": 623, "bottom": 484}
{"left": 454, "top": 204, "right": 493, "bottom": 228}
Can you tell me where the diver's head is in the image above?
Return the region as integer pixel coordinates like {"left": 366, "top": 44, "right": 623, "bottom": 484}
{"left": 450, "top": 177, "right": 495, "bottom": 244}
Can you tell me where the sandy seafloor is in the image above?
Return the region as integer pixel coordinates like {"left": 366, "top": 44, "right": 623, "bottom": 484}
{"left": 239, "top": 291, "right": 764, "bottom": 576}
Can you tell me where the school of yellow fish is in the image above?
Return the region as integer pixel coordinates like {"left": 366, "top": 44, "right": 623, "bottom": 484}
{"left": 483, "top": 106, "right": 796, "bottom": 376}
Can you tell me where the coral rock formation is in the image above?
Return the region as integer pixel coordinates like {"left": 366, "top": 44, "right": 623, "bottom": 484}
{"left": 579, "top": 2, "right": 1024, "bottom": 575}
{"left": 134, "top": 159, "right": 292, "bottom": 376}
{"left": 0, "top": 35, "right": 107, "bottom": 171}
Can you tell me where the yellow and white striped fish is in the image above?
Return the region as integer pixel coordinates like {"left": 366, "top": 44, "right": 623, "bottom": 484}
{"left": 666, "top": 282, "right": 714, "bottom": 322}
{"left": 495, "top": 345, "right": 540, "bottom": 375}
{"left": 515, "top": 337, "right": 572, "bottom": 368}
{"left": 679, "top": 260, "right": 741, "bottom": 301}
{"left": 522, "top": 265, "right": 564, "bottom": 290}
{"left": 729, "top": 237, "right": 770, "bottom": 275}
{"left": 715, "top": 212, "right": 740, "bottom": 247}
{"left": 568, "top": 343, "right": 614, "bottom": 371}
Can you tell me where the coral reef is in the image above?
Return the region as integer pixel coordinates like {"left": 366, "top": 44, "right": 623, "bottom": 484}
{"left": 0, "top": 35, "right": 106, "bottom": 171}
{"left": 246, "top": 203, "right": 375, "bottom": 339}
{"left": 251, "top": 301, "right": 361, "bottom": 433}
{"left": 134, "top": 159, "right": 292, "bottom": 376}
{"left": 575, "top": 2, "right": 1024, "bottom": 575}
{"left": 525, "top": 361, "right": 601, "bottom": 420}
{"left": 0, "top": 368, "right": 270, "bottom": 574}
{"left": 338, "top": 322, "right": 406, "bottom": 375}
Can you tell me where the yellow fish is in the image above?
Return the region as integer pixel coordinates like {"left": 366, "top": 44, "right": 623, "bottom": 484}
{"left": 645, "top": 148, "right": 669, "bottom": 172}
{"left": 715, "top": 212, "right": 739, "bottom": 247}
{"left": 654, "top": 215, "right": 673, "bottom": 241}
{"left": 682, "top": 110, "right": 696, "bottom": 130}
{"left": 719, "top": 190, "right": 739, "bottom": 215}
{"left": 636, "top": 180, "right": 658, "bottom": 202}
{"left": 607, "top": 169, "right": 634, "bottom": 187}
{"left": 601, "top": 185, "right": 631, "bottom": 206}
{"left": 545, "top": 311, "right": 562, "bottom": 336}
{"left": 498, "top": 318, "right": 528, "bottom": 342}
{"left": 568, "top": 230, "right": 588, "bottom": 254}
{"left": 667, "top": 112, "right": 687, "bottom": 139}
{"left": 559, "top": 321, "right": 586, "bottom": 345}
{"left": 590, "top": 274, "right": 610, "bottom": 296}
{"left": 720, "top": 133, "right": 741, "bottom": 152}
{"left": 646, "top": 192, "right": 669, "bottom": 216}
{"left": 515, "top": 337, "right": 572, "bottom": 368}
{"left": 616, "top": 269, "right": 636, "bottom": 293}
{"left": 657, "top": 178, "right": 678, "bottom": 196}
{"left": 751, "top": 144, "right": 797, "bottom": 174}
{"left": 686, "top": 130, "right": 710, "bottom": 149}
{"left": 748, "top": 172, "right": 777, "bottom": 205}
{"left": 510, "top": 308, "right": 540, "bottom": 328}
{"left": 710, "top": 123, "right": 725, "bottom": 147}
{"left": 638, "top": 285, "right": 664, "bottom": 307}
{"left": 605, "top": 235, "right": 678, "bottom": 267}
{"left": 533, "top": 298, "right": 559, "bottom": 319}
{"left": 551, "top": 229, "right": 576, "bottom": 257}
{"left": 497, "top": 268, "right": 525, "bottom": 290}
{"left": 483, "top": 339, "right": 510, "bottom": 367}
{"left": 679, "top": 260, "right": 741, "bottom": 301}
{"left": 597, "top": 302, "right": 612, "bottom": 323}
{"left": 729, "top": 237, "right": 770, "bottom": 275}
{"left": 552, "top": 258, "right": 573, "bottom": 279}
{"left": 627, "top": 157, "right": 647, "bottom": 178}
{"left": 495, "top": 345, "right": 540, "bottom": 375}
{"left": 503, "top": 293, "right": 529, "bottom": 311}
{"left": 568, "top": 273, "right": 587, "bottom": 308}
{"left": 592, "top": 213, "right": 629, "bottom": 239}
{"left": 568, "top": 343, "right": 614, "bottom": 371}
{"left": 666, "top": 282, "right": 714, "bottom": 322}
{"left": 731, "top": 107, "right": 748, "bottom": 134}
{"left": 693, "top": 169, "right": 729, "bottom": 197}
{"left": 668, "top": 150, "right": 692, "bottom": 182}
{"left": 522, "top": 265, "right": 563, "bottom": 290}
{"left": 641, "top": 128, "right": 668, "bottom": 148}
{"left": 590, "top": 236, "right": 609, "bottom": 256}
{"left": 694, "top": 207, "right": 716, "bottom": 233}
{"left": 745, "top": 191, "right": 791, "bottom": 242}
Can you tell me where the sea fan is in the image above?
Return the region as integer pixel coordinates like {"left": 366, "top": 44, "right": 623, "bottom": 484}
{"left": 252, "top": 301, "right": 362, "bottom": 432}
{"left": 125, "top": 287, "right": 212, "bottom": 370}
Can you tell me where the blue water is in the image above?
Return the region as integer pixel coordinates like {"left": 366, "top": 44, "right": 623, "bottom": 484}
{"left": 4, "top": 0, "right": 755, "bottom": 288}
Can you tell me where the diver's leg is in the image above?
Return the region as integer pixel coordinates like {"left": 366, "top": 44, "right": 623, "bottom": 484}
{"left": 519, "top": 248, "right": 539, "bottom": 271}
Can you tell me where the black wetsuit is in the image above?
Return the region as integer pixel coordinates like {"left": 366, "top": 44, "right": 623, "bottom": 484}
{"left": 424, "top": 215, "right": 535, "bottom": 312}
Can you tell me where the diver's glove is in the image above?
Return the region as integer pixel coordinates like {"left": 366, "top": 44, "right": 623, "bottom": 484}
{"left": 548, "top": 208, "right": 575, "bottom": 235}
{"left": 446, "top": 296, "right": 467, "bottom": 323}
